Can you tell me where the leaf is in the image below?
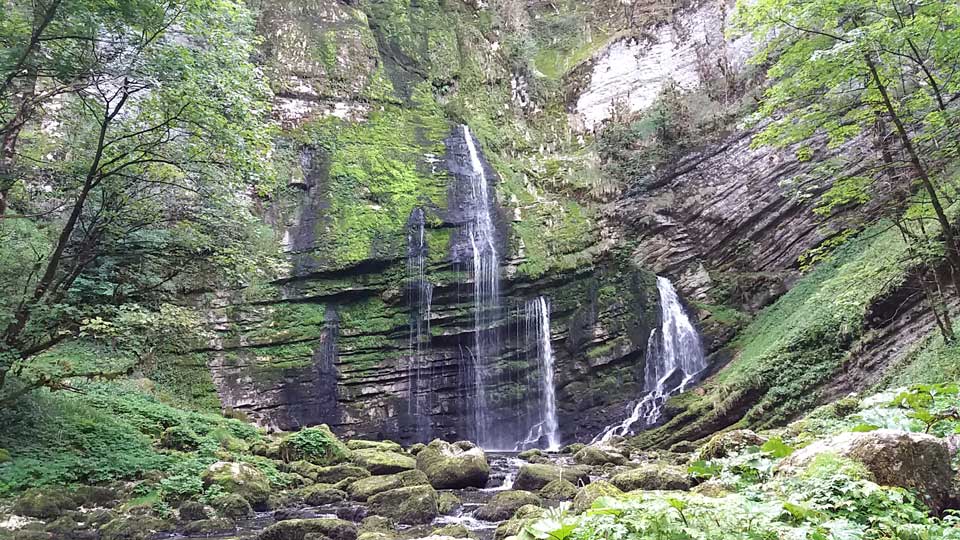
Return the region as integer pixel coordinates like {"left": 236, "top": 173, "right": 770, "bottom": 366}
{"left": 761, "top": 437, "right": 795, "bottom": 458}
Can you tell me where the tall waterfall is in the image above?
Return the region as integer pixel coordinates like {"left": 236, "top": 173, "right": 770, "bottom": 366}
{"left": 407, "top": 208, "right": 433, "bottom": 440}
{"left": 593, "top": 276, "right": 705, "bottom": 443}
{"left": 518, "top": 297, "right": 561, "bottom": 450}
{"left": 462, "top": 125, "right": 502, "bottom": 448}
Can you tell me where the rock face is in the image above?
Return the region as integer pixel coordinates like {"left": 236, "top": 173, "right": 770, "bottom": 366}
{"left": 416, "top": 440, "right": 490, "bottom": 489}
{"left": 779, "top": 429, "right": 955, "bottom": 512}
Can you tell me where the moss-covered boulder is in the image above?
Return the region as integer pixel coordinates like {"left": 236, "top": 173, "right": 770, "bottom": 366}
{"left": 287, "top": 462, "right": 371, "bottom": 484}
{"left": 13, "top": 488, "right": 78, "bottom": 519}
{"left": 408, "top": 443, "right": 426, "bottom": 456}
{"left": 698, "top": 430, "right": 766, "bottom": 460}
{"left": 610, "top": 463, "right": 692, "bottom": 492}
{"left": 347, "top": 469, "right": 429, "bottom": 501}
{"left": 257, "top": 518, "right": 358, "bottom": 540}
{"left": 202, "top": 461, "right": 271, "bottom": 508}
{"left": 437, "top": 492, "right": 462, "bottom": 514}
{"left": 561, "top": 443, "right": 585, "bottom": 455}
{"left": 432, "top": 524, "right": 477, "bottom": 539}
{"left": 513, "top": 464, "right": 590, "bottom": 491}
{"left": 183, "top": 518, "right": 236, "bottom": 535}
{"left": 475, "top": 490, "right": 542, "bottom": 521}
{"left": 415, "top": 440, "right": 490, "bottom": 489}
{"left": 11, "top": 531, "right": 50, "bottom": 540}
{"left": 572, "top": 480, "right": 623, "bottom": 513}
{"left": 158, "top": 425, "right": 202, "bottom": 451}
{"left": 367, "top": 485, "right": 438, "bottom": 525}
{"left": 297, "top": 484, "right": 348, "bottom": 505}
{"left": 346, "top": 440, "right": 403, "bottom": 453}
{"left": 351, "top": 449, "right": 416, "bottom": 475}
{"left": 778, "top": 429, "right": 954, "bottom": 512}
{"left": 540, "top": 479, "right": 578, "bottom": 500}
{"left": 517, "top": 449, "right": 543, "bottom": 461}
{"left": 493, "top": 505, "right": 544, "bottom": 540}
{"left": 279, "top": 426, "right": 352, "bottom": 466}
{"left": 178, "top": 501, "right": 210, "bottom": 522}
{"left": 573, "top": 446, "right": 627, "bottom": 466}
{"left": 99, "top": 516, "right": 172, "bottom": 540}
{"left": 212, "top": 493, "right": 252, "bottom": 519}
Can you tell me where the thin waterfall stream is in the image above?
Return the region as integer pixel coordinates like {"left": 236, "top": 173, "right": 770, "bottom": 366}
{"left": 407, "top": 208, "right": 433, "bottom": 441}
{"left": 593, "top": 276, "right": 706, "bottom": 443}
{"left": 518, "top": 297, "right": 561, "bottom": 450}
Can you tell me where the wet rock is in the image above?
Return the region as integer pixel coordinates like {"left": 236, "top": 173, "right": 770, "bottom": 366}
{"left": 779, "top": 429, "right": 955, "bottom": 512}
{"left": 347, "top": 469, "right": 430, "bottom": 501}
{"left": 367, "top": 485, "right": 438, "bottom": 525}
{"left": 359, "top": 516, "right": 393, "bottom": 533}
{"left": 304, "top": 535, "right": 333, "bottom": 540}
{"left": 44, "top": 515, "right": 89, "bottom": 538}
{"left": 573, "top": 446, "right": 627, "bottom": 466}
{"left": 698, "top": 430, "right": 766, "bottom": 460}
{"left": 408, "top": 443, "right": 426, "bottom": 456}
{"left": 83, "top": 509, "right": 117, "bottom": 528}
{"left": 99, "top": 516, "right": 172, "bottom": 540}
{"left": 437, "top": 492, "right": 461, "bottom": 514}
{"left": 493, "top": 505, "right": 544, "bottom": 540}
{"left": 351, "top": 449, "right": 416, "bottom": 475}
{"left": 73, "top": 486, "right": 118, "bottom": 507}
{"left": 517, "top": 449, "right": 543, "bottom": 461}
{"left": 183, "top": 518, "right": 236, "bottom": 535}
{"left": 12, "top": 532, "right": 51, "bottom": 540}
{"left": 305, "top": 464, "right": 371, "bottom": 484}
{"left": 540, "top": 479, "right": 578, "bottom": 500}
{"left": 335, "top": 504, "right": 368, "bottom": 522}
{"left": 513, "top": 464, "right": 590, "bottom": 491}
{"left": 610, "top": 463, "right": 693, "bottom": 492}
{"left": 432, "top": 524, "right": 477, "bottom": 539}
{"left": 416, "top": 440, "right": 490, "bottom": 489}
{"left": 475, "top": 490, "right": 542, "bottom": 521}
{"left": 202, "top": 461, "right": 271, "bottom": 509}
{"left": 13, "top": 488, "right": 78, "bottom": 519}
{"left": 178, "top": 501, "right": 210, "bottom": 522}
{"left": 212, "top": 493, "right": 253, "bottom": 519}
{"left": 257, "top": 518, "right": 358, "bottom": 540}
{"left": 561, "top": 443, "right": 585, "bottom": 455}
{"left": 346, "top": 440, "right": 403, "bottom": 453}
{"left": 572, "top": 480, "right": 623, "bottom": 513}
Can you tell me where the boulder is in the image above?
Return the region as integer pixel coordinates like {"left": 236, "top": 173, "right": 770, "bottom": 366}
{"left": 517, "top": 449, "right": 543, "bottom": 461}
{"left": 98, "top": 516, "right": 172, "bottom": 540}
{"left": 437, "top": 492, "right": 462, "bottom": 514}
{"left": 73, "top": 486, "right": 118, "bottom": 507}
{"left": 475, "top": 490, "right": 542, "bottom": 521}
{"left": 11, "top": 532, "right": 51, "bottom": 540}
{"left": 178, "top": 501, "right": 209, "bottom": 522}
{"left": 513, "top": 464, "right": 590, "bottom": 491}
{"left": 351, "top": 449, "right": 416, "bottom": 475}
{"left": 367, "top": 485, "right": 438, "bottom": 525}
{"left": 202, "top": 462, "right": 271, "bottom": 508}
{"left": 14, "top": 488, "right": 78, "bottom": 518}
{"left": 572, "top": 480, "right": 623, "bottom": 513}
{"left": 540, "top": 479, "right": 578, "bottom": 500}
{"left": 257, "top": 518, "right": 358, "bottom": 540}
{"left": 698, "top": 430, "right": 767, "bottom": 460}
{"left": 183, "top": 519, "right": 235, "bottom": 535}
{"left": 610, "top": 463, "right": 692, "bottom": 492}
{"left": 279, "top": 426, "right": 352, "bottom": 466}
{"left": 416, "top": 440, "right": 490, "bottom": 489}
{"left": 212, "top": 493, "right": 253, "bottom": 519}
{"left": 347, "top": 470, "right": 430, "bottom": 501}
{"left": 779, "top": 429, "right": 955, "bottom": 512}
{"left": 573, "top": 446, "right": 627, "bottom": 466}
{"left": 311, "top": 464, "right": 371, "bottom": 484}
{"left": 408, "top": 443, "right": 426, "bottom": 456}
{"left": 561, "top": 443, "right": 585, "bottom": 455}
{"left": 493, "top": 505, "right": 544, "bottom": 540}
{"left": 298, "top": 485, "right": 348, "bottom": 505}
{"left": 346, "top": 440, "right": 403, "bottom": 453}
{"left": 432, "top": 524, "right": 477, "bottom": 539}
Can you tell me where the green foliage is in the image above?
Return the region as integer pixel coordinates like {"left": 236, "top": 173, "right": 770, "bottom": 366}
{"left": 279, "top": 425, "right": 349, "bottom": 465}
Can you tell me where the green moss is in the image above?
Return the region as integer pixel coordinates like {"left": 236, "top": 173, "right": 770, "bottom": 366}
{"left": 879, "top": 331, "right": 960, "bottom": 388}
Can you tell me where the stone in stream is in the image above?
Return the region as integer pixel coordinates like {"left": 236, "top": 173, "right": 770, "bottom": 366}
{"left": 177, "top": 501, "right": 209, "bottom": 522}
{"left": 347, "top": 470, "right": 430, "bottom": 501}
{"left": 432, "top": 524, "right": 478, "bottom": 539}
{"left": 286, "top": 462, "right": 371, "bottom": 484}
{"left": 257, "top": 518, "right": 358, "bottom": 540}
{"left": 539, "top": 479, "right": 578, "bottom": 500}
{"left": 367, "top": 485, "right": 439, "bottom": 525}
{"left": 493, "top": 505, "right": 545, "bottom": 540}
{"left": 99, "top": 516, "right": 173, "bottom": 540}
{"left": 212, "top": 493, "right": 252, "bottom": 519}
{"left": 475, "top": 490, "right": 542, "bottom": 521}
{"left": 351, "top": 449, "right": 416, "bottom": 475}
{"left": 437, "top": 492, "right": 462, "bottom": 514}
{"left": 13, "top": 488, "right": 78, "bottom": 519}
{"left": 513, "top": 464, "right": 590, "bottom": 491}
{"left": 201, "top": 461, "right": 271, "bottom": 509}
{"left": 572, "top": 480, "right": 623, "bottom": 513}
{"left": 778, "top": 429, "right": 955, "bottom": 512}
{"left": 182, "top": 518, "right": 236, "bottom": 536}
{"left": 296, "top": 484, "right": 348, "bottom": 505}
{"left": 573, "top": 446, "right": 627, "bottom": 466}
{"left": 416, "top": 440, "right": 490, "bottom": 489}
{"left": 609, "top": 463, "right": 692, "bottom": 492}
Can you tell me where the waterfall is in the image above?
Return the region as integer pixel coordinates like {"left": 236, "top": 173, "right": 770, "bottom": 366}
{"left": 517, "top": 297, "right": 561, "bottom": 450}
{"left": 407, "top": 208, "right": 433, "bottom": 440}
{"left": 462, "top": 125, "right": 502, "bottom": 448}
{"left": 593, "top": 276, "right": 705, "bottom": 443}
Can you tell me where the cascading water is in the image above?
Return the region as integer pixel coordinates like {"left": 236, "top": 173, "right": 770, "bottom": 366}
{"left": 517, "top": 297, "right": 561, "bottom": 450}
{"left": 406, "top": 208, "right": 433, "bottom": 440}
{"left": 593, "top": 276, "right": 705, "bottom": 443}
{"left": 461, "top": 125, "right": 502, "bottom": 448}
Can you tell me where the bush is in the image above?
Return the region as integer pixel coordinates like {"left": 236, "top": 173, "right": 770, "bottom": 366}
{"left": 279, "top": 426, "right": 350, "bottom": 465}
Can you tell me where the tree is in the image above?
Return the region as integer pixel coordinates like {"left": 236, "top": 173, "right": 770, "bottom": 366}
{"left": 733, "top": 0, "right": 960, "bottom": 339}
{"left": 0, "top": 0, "right": 281, "bottom": 400}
